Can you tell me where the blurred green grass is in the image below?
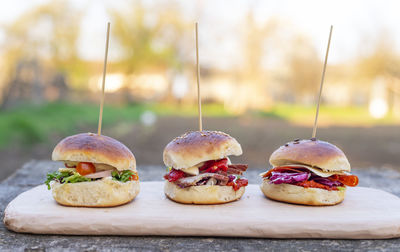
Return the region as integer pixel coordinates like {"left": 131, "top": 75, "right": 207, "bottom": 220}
{"left": 0, "top": 102, "right": 398, "bottom": 148}
{"left": 259, "top": 104, "right": 399, "bottom": 126}
{"left": 0, "top": 102, "right": 231, "bottom": 148}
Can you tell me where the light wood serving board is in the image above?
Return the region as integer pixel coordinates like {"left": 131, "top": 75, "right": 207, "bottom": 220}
{"left": 4, "top": 182, "right": 400, "bottom": 239}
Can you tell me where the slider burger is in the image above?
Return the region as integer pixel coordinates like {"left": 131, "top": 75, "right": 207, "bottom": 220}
{"left": 45, "top": 133, "right": 139, "bottom": 207}
{"left": 260, "top": 138, "right": 358, "bottom": 206}
{"left": 163, "top": 131, "right": 249, "bottom": 204}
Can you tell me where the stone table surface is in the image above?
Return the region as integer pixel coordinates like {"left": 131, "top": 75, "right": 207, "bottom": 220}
{"left": 1, "top": 161, "right": 400, "bottom": 252}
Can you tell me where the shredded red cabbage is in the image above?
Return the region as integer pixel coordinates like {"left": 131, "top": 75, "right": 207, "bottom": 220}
{"left": 228, "top": 175, "right": 236, "bottom": 182}
{"left": 312, "top": 177, "right": 343, "bottom": 187}
{"left": 269, "top": 172, "right": 310, "bottom": 184}
{"left": 268, "top": 171, "right": 344, "bottom": 188}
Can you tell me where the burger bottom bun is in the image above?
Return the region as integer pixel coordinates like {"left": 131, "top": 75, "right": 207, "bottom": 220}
{"left": 164, "top": 181, "right": 245, "bottom": 204}
{"left": 51, "top": 178, "right": 140, "bottom": 207}
{"left": 260, "top": 179, "right": 345, "bottom": 206}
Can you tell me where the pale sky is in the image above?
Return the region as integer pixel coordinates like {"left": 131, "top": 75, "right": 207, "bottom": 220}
{"left": 1, "top": 0, "right": 399, "bottom": 68}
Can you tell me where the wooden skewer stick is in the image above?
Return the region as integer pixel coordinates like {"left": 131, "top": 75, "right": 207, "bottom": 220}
{"left": 195, "top": 22, "right": 202, "bottom": 132}
{"left": 312, "top": 25, "right": 333, "bottom": 139}
{"left": 97, "top": 22, "right": 111, "bottom": 136}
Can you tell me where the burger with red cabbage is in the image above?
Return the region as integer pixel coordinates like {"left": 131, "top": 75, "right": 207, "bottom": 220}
{"left": 260, "top": 138, "right": 358, "bottom": 206}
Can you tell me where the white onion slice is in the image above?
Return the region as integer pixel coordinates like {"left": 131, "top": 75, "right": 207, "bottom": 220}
{"left": 84, "top": 170, "right": 112, "bottom": 179}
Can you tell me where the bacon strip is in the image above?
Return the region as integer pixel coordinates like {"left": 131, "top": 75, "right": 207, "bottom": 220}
{"left": 228, "top": 164, "right": 248, "bottom": 171}
{"left": 296, "top": 180, "right": 339, "bottom": 191}
{"left": 216, "top": 170, "right": 228, "bottom": 176}
{"left": 227, "top": 167, "right": 243, "bottom": 175}
{"left": 330, "top": 174, "right": 359, "bottom": 187}
{"left": 175, "top": 173, "right": 229, "bottom": 188}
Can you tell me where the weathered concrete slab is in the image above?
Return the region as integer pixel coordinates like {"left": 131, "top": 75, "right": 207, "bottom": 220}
{"left": 1, "top": 160, "right": 400, "bottom": 251}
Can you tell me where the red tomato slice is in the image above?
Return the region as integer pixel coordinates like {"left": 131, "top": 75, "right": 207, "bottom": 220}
{"left": 200, "top": 158, "right": 228, "bottom": 173}
{"left": 76, "top": 162, "right": 96, "bottom": 175}
{"left": 227, "top": 178, "right": 248, "bottom": 191}
{"left": 130, "top": 173, "right": 139, "bottom": 181}
{"left": 164, "top": 169, "right": 185, "bottom": 182}
{"left": 296, "top": 180, "right": 338, "bottom": 191}
{"left": 235, "top": 178, "right": 248, "bottom": 190}
{"left": 330, "top": 174, "right": 359, "bottom": 187}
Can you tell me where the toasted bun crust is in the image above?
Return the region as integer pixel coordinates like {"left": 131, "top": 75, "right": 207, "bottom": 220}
{"left": 164, "top": 181, "right": 245, "bottom": 204}
{"left": 163, "top": 131, "right": 242, "bottom": 169}
{"left": 51, "top": 178, "right": 140, "bottom": 207}
{"left": 269, "top": 139, "right": 350, "bottom": 172}
{"left": 52, "top": 133, "right": 136, "bottom": 171}
{"left": 260, "top": 180, "right": 345, "bottom": 206}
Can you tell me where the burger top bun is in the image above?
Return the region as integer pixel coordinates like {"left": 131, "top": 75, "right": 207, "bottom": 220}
{"left": 163, "top": 131, "right": 242, "bottom": 169}
{"left": 269, "top": 139, "right": 350, "bottom": 172}
{"left": 52, "top": 133, "right": 136, "bottom": 171}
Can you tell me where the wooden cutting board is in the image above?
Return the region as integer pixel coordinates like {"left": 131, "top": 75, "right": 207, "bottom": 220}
{"left": 4, "top": 182, "right": 400, "bottom": 239}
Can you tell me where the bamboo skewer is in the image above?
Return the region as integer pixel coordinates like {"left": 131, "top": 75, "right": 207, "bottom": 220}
{"left": 312, "top": 25, "right": 333, "bottom": 139}
{"left": 97, "top": 22, "right": 111, "bottom": 136}
{"left": 195, "top": 22, "right": 202, "bottom": 132}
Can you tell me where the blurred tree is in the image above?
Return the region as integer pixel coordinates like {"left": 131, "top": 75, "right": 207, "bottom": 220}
{"left": 109, "top": 1, "right": 188, "bottom": 73}
{"left": 355, "top": 33, "right": 400, "bottom": 80}
{"left": 355, "top": 33, "right": 400, "bottom": 117}
{"left": 241, "top": 13, "right": 276, "bottom": 82}
{"left": 285, "top": 35, "right": 321, "bottom": 103}
{"left": 235, "top": 11, "right": 280, "bottom": 110}
{"left": 0, "top": 1, "right": 83, "bottom": 108}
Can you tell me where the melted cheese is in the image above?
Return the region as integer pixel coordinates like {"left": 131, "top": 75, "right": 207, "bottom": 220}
{"left": 180, "top": 157, "right": 230, "bottom": 176}
{"left": 93, "top": 163, "right": 115, "bottom": 171}
{"left": 279, "top": 164, "right": 348, "bottom": 177}
{"left": 58, "top": 167, "right": 76, "bottom": 173}
{"left": 180, "top": 162, "right": 204, "bottom": 176}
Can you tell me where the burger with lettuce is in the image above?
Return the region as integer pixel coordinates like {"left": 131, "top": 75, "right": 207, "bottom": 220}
{"left": 45, "top": 132, "right": 139, "bottom": 207}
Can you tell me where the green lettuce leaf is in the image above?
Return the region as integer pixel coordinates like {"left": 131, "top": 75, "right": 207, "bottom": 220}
{"left": 62, "top": 172, "right": 92, "bottom": 184}
{"left": 112, "top": 170, "right": 136, "bottom": 183}
{"left": 45, "top": 169, "right": 136, "bottom": 190}
{"left": 44, "top": 171, "right": 91, "bottom": 190}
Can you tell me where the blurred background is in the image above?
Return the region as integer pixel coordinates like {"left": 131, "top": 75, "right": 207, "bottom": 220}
{"left": 1, "top": 0, "right": 400, "bottom": 180}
